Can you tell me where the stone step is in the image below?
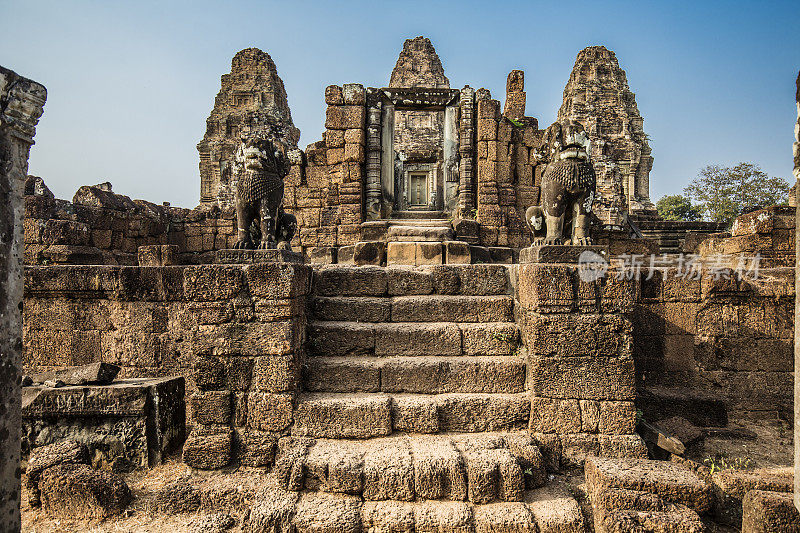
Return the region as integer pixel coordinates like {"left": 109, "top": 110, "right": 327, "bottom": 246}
{"left": 292, "top": 392, "right": 530, "bottom": 438}
{"left": 272, "top": 432, "right": 547, "bottom": 504}
{"left": 246, "top": 481, "right": 586, "bottom": 533}
{"left": 307, "top": 321, "right": 519, "bottom": 356}
{"left": 387, "top": 225, "right": 455, "bottom": 242}
{"left": 304, "top": 356, "right": 526, "bottom": 394}
{"left": 389, "top": 211, "right": 450, "bottom": 221}
{"left": 313, "top": 264, "right": 510, "bottom": 297}
{"left": 311, "top": 295, "right": 514, "bottom": 323}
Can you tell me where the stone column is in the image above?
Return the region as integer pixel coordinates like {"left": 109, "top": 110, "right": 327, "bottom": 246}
{"left": 365, "top": 90, "right": 382, "bottom": 220}
{"left": 458, "top": 86, "right": 475, "bottom": 216}
{"left": 793, "top": 70, "right": 800, "bottom": 512}
{"left": 0, "top": 66, "right": 47, "bottom": 532}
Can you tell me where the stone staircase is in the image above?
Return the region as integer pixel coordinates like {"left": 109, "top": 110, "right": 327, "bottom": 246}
{"left": 300, "top": 264, "right": 526, "bottom": 439}
{"left": 269, "top": 264, "right": 569, "bottom": 513}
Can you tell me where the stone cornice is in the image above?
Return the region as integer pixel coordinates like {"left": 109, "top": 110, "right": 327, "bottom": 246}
{"left": 0, "top": 66, "right": 47, "bottom": 144}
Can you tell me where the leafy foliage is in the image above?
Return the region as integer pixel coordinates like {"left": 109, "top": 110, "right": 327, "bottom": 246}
{"left": 684, "top": 163, "right": 790, "bottom": 226}
{"left": 656, "top": 194, "right": 703, "bottom": 221}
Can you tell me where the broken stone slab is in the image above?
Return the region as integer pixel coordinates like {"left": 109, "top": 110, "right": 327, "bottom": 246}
{"left": 654, "top": 416, "right": 703, "bottom": 448}
{"left": 215, "top": 248, "right": 303, "bottom": 264}
{"left": 39, "top": 463, "right": 132, "bottom": 519}
{"left": 28, "top": 362, "right": 120, "bottom": 387}
{"left": 25, "top": 440, "right": 89, "bottom": 507}
{"left": 638, "top": 419, "right": 686, "bottom": 456}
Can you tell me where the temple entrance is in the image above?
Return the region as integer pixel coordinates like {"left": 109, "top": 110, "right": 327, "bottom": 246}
{"left": 408, "top": 172, "right": 429, "bottom": 208}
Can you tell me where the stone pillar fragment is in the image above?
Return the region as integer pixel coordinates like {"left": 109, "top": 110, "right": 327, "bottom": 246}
{"left": 0, "top": 65, "right": 47, "bottom": 532}
{"left": 503, "top": 70, "right": 526, "bottom": 120}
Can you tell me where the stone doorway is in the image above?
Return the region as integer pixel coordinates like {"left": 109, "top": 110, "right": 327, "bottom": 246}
{"left": 408, "top": 172, "right": 429, "bottom": 208}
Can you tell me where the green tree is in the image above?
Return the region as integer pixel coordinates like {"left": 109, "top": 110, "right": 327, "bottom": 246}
{"left": 656, "top": 194, "right": 703, "bottom": 221}
{"left": 684, "top": 163, "right": 790, "bottom": 226}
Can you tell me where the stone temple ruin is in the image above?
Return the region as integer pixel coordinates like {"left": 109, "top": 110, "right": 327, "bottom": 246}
{"left": 2, "top": 37, "right": 800, "bottom": 532}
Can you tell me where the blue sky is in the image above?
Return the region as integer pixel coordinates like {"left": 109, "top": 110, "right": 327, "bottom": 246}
{"left": 2, "top": 0, "right": 798, "bottom": 207}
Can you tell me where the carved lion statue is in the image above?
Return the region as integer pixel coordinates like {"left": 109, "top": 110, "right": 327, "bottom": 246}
{"left": 525, "top": 119, "right": 596, "bottom": 245}
{"left": 232, "top": 133, "right": 297, "bottom": 250}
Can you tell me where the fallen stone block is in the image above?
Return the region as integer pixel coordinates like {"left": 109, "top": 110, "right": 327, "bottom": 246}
{"left": 25, "top": 440, "right": 89, "bottom": 506}
{"left": 742, "top": 490, "right": 800, "bottom": 533}
{"left": 39, "top": 463, "right": 132, "bottom": 519}
{"left": 525, "top": 482, "right": 586, "bottom": 533}
{"left": 154, "top": 478, "right": 201, "bottom": 514}
{"left": 585, "top": 456, "right": 714, "bottom": 514}
{"left": 713, "top": 468, "right": 793, "bottom": 527}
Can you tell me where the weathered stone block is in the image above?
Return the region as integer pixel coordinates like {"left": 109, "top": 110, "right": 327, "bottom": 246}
{"left": 325, "top": 105, "right": 366, "bottom": 130}
{"left": 190, "top": 390, "right": 231, "bottom": 425}
{"left": 391, "top": 396, "right": 439, "bottom": 434}
{"left": 529, "top": 397, "right": 581, "bottom": 434}
{"left": 529, "top": 356, "right": 636, "bottom": 400}
{"left": 184, "top": 265, "right": 243, "bottom": 301}
{"left": 460, "top": 323, "right": 519, "bottom": 355}
{"left": 342, "top": 83, "right": 366, "bottom": 105}
{"left": 362, "top": 439, "right": 414, "bottom": 501}
{"left": 325, "top": 85, "right": 343, "bottom": 105}
{"left": 525, "top": 313, "right": 632, "bottom": 358}
{"left": 416, "top": 242, "right": 443, "bottom": 265}
{"left": 353, "top": 241, "right": 384, "bottom": 266}
{"left": 585, "top": 456, "right": 714, "bottom": 514}
{"left": 294, "top": 492, "right": 363, "bottom": 532}
{"left": 387, "top": 241, "right": 417, "bottom": 265}
{"left": 292, "top": 394, "right": 391, "bottom": 439}
{"left": 374, "top": 322, "right": 461, "bottom": 356}
{"left": 313, "top": 266, "right": 387, "bottom": 296}
{"left": 308, "top": 321, "right": 375, "bottom": 356}
{"left": 742, "top": 490, "right": 800, "bottom": 533}
{"left": 39, "top": 463, "right": 131, "bottom": 518}
{"left": 247, "top": 392, "right": 294, "bottom": 432}
{"left": 252, "top": 355, "right": 299, "bottom": 393}
{"left": 437, "top": 393, "right": 529, "bottom": 432}
{"left": 237, "top": 430, "right": 278, "bottom": 467}
{"left": 391, "top": 295, "right": 513, "bottom": 323}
